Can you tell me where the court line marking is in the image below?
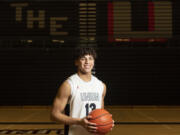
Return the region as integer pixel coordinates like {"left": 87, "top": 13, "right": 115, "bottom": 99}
{"left": 4, "top": 111, "right": 43, "bottom": 129}
{"left": 135, "top": 110, "right": 173, "bottom": 130}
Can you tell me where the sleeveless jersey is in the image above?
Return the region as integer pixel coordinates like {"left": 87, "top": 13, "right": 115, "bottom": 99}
{"left": 67, "top": 73, "right": 104, "bottom": 135}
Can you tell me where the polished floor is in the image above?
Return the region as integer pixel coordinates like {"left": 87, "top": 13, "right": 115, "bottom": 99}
{"left": 0, "top": 106, "right": 180, "bottom": 135}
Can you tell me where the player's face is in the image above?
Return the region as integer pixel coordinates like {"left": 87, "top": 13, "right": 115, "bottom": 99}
{"left": 76, "top": 54, "right": 94, "bottom": 74}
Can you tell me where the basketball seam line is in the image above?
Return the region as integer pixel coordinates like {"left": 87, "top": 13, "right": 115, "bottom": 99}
{"left": 90, "top": 113, "right": 110, "bottom": 120}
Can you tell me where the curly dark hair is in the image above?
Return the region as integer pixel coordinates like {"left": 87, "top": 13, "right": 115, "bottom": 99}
{"left": 74, "top": 47, "right": 97, "bottom": 60}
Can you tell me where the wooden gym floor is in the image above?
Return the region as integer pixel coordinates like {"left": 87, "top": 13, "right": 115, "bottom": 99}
{"left": 0, "top": 106, "right": 180, "bottom": 135}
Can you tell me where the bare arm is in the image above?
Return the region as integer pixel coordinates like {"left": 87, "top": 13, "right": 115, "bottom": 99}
{"left": 101, "top": 83, "right": 107, "bottom": 109}
{"left": 51, "top": 80, "right": 97, "bottom": 133}
{"left": 51, "top": 80, "right": 80, "bottom": 125}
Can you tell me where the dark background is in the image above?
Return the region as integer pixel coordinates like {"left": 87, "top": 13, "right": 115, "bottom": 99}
{"left": 0, "top": 48, "right": 180, "bottom": 105}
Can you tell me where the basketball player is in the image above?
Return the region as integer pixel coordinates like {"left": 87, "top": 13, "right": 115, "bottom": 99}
{"left": 51, "top": 47, "right": 110, "bottom": 135}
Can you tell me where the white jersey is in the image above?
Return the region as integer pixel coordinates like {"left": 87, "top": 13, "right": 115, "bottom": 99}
{"left": 67, "top": 73, "right": 104, "bottom": 135}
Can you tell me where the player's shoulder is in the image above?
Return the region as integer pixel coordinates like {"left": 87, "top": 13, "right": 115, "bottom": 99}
{"left": 59, "top": 80, "right": 71, "bottom": 90}
{"left": 56, "top": 80, "right": 71, "bottom": 97}
{"left": 67, "top": 73, "right": 78, "bottom": 81}
{"left": 66, "top": 74, "right": 80, "bottom": 89}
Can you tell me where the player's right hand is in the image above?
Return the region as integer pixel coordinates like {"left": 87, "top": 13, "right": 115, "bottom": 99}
{"left": 79, "top": 115, "right": 98, "bottom": 133}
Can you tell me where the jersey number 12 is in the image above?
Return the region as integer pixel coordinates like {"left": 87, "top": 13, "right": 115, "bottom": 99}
{"left": 85, "top": 103, "right": 96, "bottom": 116}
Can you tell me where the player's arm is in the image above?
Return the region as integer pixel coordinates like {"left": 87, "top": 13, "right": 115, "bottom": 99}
{"left": 51, "top": 80, "right": 81, "bottom": 125}
{"left": 101, "top": 83, "right": 107, "bottom": 109}
{"left": 51, "top": 80, "right": 97, "bottom": 133}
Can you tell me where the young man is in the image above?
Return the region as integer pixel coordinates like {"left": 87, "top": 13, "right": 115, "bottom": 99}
{"left": 51, "top": 47, "right": 107, "bottom": 135}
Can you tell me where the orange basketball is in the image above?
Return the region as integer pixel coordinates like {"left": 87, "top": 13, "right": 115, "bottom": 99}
{"left": 89, "top": 109, "right": 113, "bottom": 134}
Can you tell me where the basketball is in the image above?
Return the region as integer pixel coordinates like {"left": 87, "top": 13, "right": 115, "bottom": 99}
{"left": 89, "top": 109, "right": 113, "bottom": 134}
